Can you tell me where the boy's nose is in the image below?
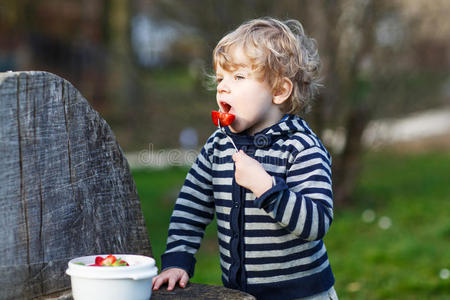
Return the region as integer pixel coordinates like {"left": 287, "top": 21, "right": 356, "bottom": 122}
{"left": 217, "top": 80, "right": 230, "bottom": 93}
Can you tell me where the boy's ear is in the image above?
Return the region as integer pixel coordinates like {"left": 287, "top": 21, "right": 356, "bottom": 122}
{"left": 273, "top": 77, "right": 293, "bottom": 105}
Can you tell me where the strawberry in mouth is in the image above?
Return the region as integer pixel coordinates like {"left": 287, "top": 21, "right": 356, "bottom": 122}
{"left": 211, "top": 109, "right": 235, "bottom": 127}
{"left": 211, "top": 101, "right": 238, "bottom": 150}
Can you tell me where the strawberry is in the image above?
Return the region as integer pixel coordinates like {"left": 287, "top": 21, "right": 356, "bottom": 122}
{"left": 100, "top": 255, "right": 116, "bottom": 266}
{"left": 95, "top": 256, "right": 103, "bottom": 265}
{"left": 88, "top": 255, "right": 129, "bottom": 267}
{"left": 112, "top": 259, "right": 129, "bottom": 266}
{"left": 211, "top": 111, "right": 235, "bottom": 127}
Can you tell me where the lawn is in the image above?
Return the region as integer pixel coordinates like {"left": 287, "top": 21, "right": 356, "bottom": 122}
{"left": 132, "top": 150, "right": 450, "bottom": 299}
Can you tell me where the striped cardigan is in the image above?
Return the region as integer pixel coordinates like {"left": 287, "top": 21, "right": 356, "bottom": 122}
{"left": 161, "top": 115, "right": 335, "bottom": 299}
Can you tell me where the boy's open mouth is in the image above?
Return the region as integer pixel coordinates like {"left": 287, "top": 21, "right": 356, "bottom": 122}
{"left": 220, "top": 102, "right": 232, "bottom": 113}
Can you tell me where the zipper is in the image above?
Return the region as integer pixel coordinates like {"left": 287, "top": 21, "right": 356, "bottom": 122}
{"left": 229, "top": 153, "right": 242, "bottom": 290}
{"left": 239, "top": 184, "right": 247, "bottom": 291}
{"left": 237, "top": 145, "right": 253, "bottom": 292}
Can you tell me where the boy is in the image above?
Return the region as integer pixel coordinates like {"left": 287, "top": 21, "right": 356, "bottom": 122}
{"left": 152, "top": 17, "right": 337, "bottom": 300}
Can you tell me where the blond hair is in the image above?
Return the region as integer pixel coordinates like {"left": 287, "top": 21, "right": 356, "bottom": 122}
{"left": 213, "top": 17, "right": 321, "bottom": 114}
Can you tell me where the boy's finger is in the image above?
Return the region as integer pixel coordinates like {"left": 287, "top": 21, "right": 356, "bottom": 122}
{"left": 232, "top": 150, "right": 245, "bottom": 161}
{"left": 152, "top": 276, "right": 164, "bottom": 290}
{"left": 232, "top": 152, "right": 239, "bottom": 161}
{"left": 167, "top": 276, "right": 177, "bottom": 291}
{"left": 179, "top": 272, "right": 189, "bottom": 288}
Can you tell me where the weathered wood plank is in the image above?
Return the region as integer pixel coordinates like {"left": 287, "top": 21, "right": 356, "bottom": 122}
{"left": 37, "top": 283, "right": 257, "bottom": 300}
{"left": 0, "top": 71, "right": 152, "bottom": 299}
{"left": 152, "top": 283, "right": 256, "bottom": 300}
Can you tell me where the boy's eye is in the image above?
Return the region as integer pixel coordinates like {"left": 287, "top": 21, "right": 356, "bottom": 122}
{"left": 234, "top": 74, "right": 245, "bottom": 80}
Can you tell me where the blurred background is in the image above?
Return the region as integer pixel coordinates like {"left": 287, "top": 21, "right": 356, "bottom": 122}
{"left": 1, "top": 0, "right": 449, "bottom": 299}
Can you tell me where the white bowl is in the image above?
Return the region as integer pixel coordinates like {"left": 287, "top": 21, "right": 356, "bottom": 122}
{"left": 66, "top": 254, "right": 158, "bottom": 300}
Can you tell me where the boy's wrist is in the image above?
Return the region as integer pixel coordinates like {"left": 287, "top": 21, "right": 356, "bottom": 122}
{"left": 252, "top": 173, "right": 273, "bottom": 198}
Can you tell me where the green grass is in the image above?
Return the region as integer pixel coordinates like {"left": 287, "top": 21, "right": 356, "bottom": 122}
{"left": 132, "top": 151, "right": 450, "bottom": 299}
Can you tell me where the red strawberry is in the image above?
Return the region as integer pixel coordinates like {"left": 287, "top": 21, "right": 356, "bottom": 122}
{"left": 88, "top": 255, "right": 129, "bottom": 267}
{"left": 95, "top": 256, "right": 103, "bottom": 265}
{"left": 100, "top": 255, "right": 116, "bottom": 266}
{"left": 211, "top": 111, "right": 235, "bottom": 127}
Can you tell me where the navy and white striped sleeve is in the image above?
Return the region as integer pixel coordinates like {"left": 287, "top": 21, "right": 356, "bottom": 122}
{"left": 254, "top": 146, "right": 333, "bottom": 241}
{"left": 161, "top": 140, "right": 215, "bottom": 277}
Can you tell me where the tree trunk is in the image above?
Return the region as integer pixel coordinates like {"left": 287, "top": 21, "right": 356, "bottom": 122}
{"left": 333, "top": 104, "right": 371, "bottom": 205}
{"left": 0, "top": 71, "right": 151, "bottom": 299}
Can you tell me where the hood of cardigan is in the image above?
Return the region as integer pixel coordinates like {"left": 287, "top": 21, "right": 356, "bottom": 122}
{"left": 223, "top": 114, "right": 316, "bottom": 149}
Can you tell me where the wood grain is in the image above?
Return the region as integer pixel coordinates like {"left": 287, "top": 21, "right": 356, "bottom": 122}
{"left": 0, "top": 71, "right": 151, "bottom": 299}
{"left": 38, "top": 283, "right": 257, "bottom": 300}
{"left": 152, "top": 283, "right": 256, "bottom": 300}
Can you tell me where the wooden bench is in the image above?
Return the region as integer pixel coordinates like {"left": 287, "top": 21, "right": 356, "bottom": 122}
{"left": 39, "top": 283, "right": 255, "bottom": 300}
{"left": 0, "top": 71, "right": 255, "bottom": 300}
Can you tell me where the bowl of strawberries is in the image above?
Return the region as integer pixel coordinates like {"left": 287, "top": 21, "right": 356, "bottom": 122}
{"left": 66, "top": 254, "right": 158, "bottom": 300}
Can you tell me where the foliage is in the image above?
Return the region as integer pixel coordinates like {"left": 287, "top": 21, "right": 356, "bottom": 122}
{"left": 133, "top": 150, "right": 450, "bottom": 299}
{"left": 3, "top": 0, "right": 450, "bottom": 204}
{"left": 147, "top": 0, "right": 450, "bottom": 205}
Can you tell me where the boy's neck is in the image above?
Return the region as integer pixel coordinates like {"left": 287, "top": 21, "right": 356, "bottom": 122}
{"left": 247, "top": 110, "right": 286, "bottom": 136}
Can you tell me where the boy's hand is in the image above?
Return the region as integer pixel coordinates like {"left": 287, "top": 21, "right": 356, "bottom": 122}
{"left": 232, "top": 150, "right": 272, "bottom": 197}
{"left": 152, "top": 268, "right": 189, "bottom": 291}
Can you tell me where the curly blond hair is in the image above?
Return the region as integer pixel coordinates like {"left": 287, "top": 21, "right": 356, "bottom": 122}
{"left": 213, "top": 17, "right": 321, "bottom": 114}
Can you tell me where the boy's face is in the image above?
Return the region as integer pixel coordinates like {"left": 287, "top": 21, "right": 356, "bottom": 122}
{"left": 215, "top": 47, "right": 283, "bottom": 135}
